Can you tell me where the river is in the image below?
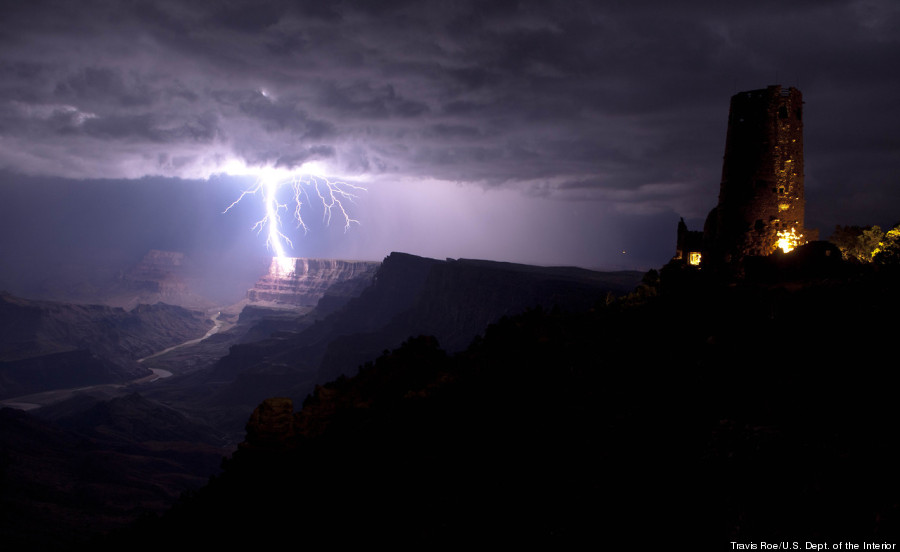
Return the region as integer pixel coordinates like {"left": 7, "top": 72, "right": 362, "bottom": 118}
{"left": 0, "top": 312, "right": 224, "bottom": 411}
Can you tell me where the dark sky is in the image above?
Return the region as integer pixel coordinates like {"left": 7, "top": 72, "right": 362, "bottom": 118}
{"left": 1, "top": 0, "right": 898, "bottom": 287}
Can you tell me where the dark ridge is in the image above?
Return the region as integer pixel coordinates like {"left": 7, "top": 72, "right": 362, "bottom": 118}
{"left": 93, "top": 266, "right": 900, "bottom": 548}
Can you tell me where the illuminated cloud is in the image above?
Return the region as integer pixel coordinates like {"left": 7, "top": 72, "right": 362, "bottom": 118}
{"left": 0, "top": 0, "right": 898, "bottom": 269}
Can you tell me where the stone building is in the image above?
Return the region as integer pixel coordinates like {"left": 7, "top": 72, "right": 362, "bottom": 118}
{"left": 676, "top": 85, "right": 817, "bottom": 268}
{"left": 674, "top": 218, "right": 703, "bottom": 266}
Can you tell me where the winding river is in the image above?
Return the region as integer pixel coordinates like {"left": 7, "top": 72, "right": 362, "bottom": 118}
{"left": 0, "top": 312, "right": 225, "bottom": 411}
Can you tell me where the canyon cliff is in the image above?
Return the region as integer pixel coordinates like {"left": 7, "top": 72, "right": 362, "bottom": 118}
{"left": 246, "top": 258, "right": 380, "bottom": 308}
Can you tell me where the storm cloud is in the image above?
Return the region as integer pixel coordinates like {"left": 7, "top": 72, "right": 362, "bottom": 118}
{"left": 1, "top": 0, "right": 899, "bottom": 271}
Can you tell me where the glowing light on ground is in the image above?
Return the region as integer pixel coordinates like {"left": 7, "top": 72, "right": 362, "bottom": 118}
{"left": 776, "top": 227, "right": 804, "bottom": 253}
{"left": 223, "top": 164, "right": 365, "bottom": 264}
{"left": 273, "top": 256, "right": 296, "bottom": 275}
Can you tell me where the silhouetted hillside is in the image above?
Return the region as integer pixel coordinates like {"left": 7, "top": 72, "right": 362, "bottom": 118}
{"left": 95, "top": 266, "right": 900, "bottom": 547}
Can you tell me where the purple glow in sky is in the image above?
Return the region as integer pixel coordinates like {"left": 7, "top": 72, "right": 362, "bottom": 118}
{"left": 1, "top": 0, "right": 899, "bottom": 285}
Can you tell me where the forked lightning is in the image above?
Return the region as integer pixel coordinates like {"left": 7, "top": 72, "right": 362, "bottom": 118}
{"left": 224, "top": 169, "right": 365, "bottom": 261}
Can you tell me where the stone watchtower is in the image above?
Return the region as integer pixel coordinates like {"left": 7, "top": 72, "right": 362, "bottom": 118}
{"left": 702, "top": 85, "right": 817, "bottom": 265}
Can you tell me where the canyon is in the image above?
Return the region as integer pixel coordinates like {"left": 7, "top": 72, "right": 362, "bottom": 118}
{"left": 0, "top": 252, "right": 644, "bottom": 549}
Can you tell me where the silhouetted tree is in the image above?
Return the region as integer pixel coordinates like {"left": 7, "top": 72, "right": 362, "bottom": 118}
{"left": 874, "top": 225, "right": 900, "bottom": 265}
{"left": 829, "top": 224, "right": 883, "bottom": 262}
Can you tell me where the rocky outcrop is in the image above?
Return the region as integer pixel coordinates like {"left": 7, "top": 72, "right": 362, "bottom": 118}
{"left": 246, "top": 257, "right": 380, "bottom": 307}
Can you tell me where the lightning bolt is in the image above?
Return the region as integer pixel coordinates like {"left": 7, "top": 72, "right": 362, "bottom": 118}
{"left": 223, "top": 167, "right": 365, "bottom": 267}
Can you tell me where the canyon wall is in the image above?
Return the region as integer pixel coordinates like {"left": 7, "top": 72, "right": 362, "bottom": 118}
{"left": 247, "top": 258, "right": 381, "bottom": 307}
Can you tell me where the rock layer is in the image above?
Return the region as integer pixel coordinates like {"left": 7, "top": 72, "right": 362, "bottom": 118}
{"left": 246, "top": 258, "right": 380, "bottom": 307}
